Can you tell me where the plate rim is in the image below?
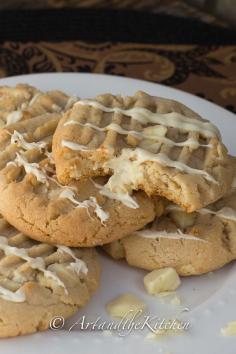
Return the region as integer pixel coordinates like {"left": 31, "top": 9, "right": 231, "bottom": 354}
{"left": 0, "top": 72, "right": 235, "bottom": 120}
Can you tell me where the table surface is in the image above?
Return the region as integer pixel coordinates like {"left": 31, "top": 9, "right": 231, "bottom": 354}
{"left": 0, "top": 7, "right": 235, "bottom": 113}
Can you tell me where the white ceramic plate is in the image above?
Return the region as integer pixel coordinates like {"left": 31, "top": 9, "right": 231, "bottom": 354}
{"left": 0, "top": 73, "right": 236, "bottom": 354}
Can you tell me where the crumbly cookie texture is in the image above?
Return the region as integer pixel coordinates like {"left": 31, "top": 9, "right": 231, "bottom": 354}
{"left": 52, "top": 91, "right": 233, "bottom": 212}
{"left": 0, "top": 216, "right": 100, "bottom": 338}
{"left": 103, "top": 191, "right": 236, "bottom": 276}
{"left": 0, "top": 112, "right": 157, "bottom": 247}
{"left": 0, "top": 83, "right": 74, "bottom": 127}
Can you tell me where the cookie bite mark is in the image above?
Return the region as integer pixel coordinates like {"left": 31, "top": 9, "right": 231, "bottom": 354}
{"left": 101, "top": 147, "right": 218, "bottom": 211}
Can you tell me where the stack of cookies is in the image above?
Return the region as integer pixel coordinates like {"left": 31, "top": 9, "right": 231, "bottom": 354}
{"left": 0, "top": 84, "right": 236, "bottom": 338}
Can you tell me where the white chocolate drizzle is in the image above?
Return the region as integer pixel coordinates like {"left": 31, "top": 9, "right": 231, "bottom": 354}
{"left": 57, "top": 245, "right": 88, "bottom": 275}
{"left": 136, "top": 229, "right": 207, "bottom": 242}
{"left": 167, "top": 204, "right": 236, "bottom": 223}
{"left": 0, "top": 236, "right": 67, "bottom": 295}
{"left": 92, "top": 180, "right": 139, "bottom": 209}
{"left": 28, "top": 93, "right": 41, "bottom": 106}
{"left": 61, "top": 100, "right": 220, "bottom": 197}
{"left": 0, "top": 286, "right": 26, "bottom": 303}
{"left": 65, "top": 96, "right": 78, "bottom": 110}
{"left": 199, "top": 206, "right": 236, "bottom": 222}
{"left": 76, "top": 99, "right": 220, "bottom": 138}
{"left": 6, "top": 111, "right": 23, "bottom": 126}
{"left": 65, "top": 120, "right": 212, "bottom": 149}
{"left": 8, "top": 153, "right": 48, "bottom": 185}
{"left": 62, "top": 119, "right": 217, "bottom": 203}
{"left": 11, "top": 130, "right": 47, "bottom": 152}
{"left": 8, "top": 151, "right": 110, "bottom": 224}
{"left": 0, "top": 236, "right": 90, "bottom": 302}
{"left": 59, "top": 188, "right": 109, "bottom": 224}
{"left": 62, "top": 140, "right": 92, "bottom": 152}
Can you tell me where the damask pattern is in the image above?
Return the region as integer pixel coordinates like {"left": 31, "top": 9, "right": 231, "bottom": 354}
{"left": 1, "top": 41, "right": 236, "bottom": 113}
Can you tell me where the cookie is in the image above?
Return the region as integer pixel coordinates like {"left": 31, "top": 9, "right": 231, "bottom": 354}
{"left": 0, "top": 113, "right": 157, "bottom": 247}
{"left": 52, "top": 91, "right": 233, "bottom": 212}
{"left": 103, "top": 190, "right": 236, "bottom": 276}
{"left": 0, "top": 83, "right": 75, "bottom": 127}
{"left": 0, "top": 214, "right": 100, "bottom": 338}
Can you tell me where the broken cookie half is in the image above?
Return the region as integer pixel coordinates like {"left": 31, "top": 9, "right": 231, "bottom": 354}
{"left": 103, "top": 190, "right": 236, "bottom": 276}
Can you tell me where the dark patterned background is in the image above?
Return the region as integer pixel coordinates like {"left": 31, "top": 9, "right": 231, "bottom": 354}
{"left": 1, "top": 42, "right": 235, "bottom": 113}
{"left": 0, "top": 3, "right": 235, "bottom": 113}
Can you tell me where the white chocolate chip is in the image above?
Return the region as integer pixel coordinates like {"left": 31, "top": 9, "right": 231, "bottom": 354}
{"left": 144, "top": 268, "right": 181, "bottom": 295}
{"left": 106, "top": 293, "right": 146, "bottom": 319}
{"left": 170, "top": 210, "right": 196, "bottom": 229}
{"left": 221, "top": 321, "right": 236, "bottom": 336}
{"left": 170, "top": 294, "right": 181, "bottom": 306}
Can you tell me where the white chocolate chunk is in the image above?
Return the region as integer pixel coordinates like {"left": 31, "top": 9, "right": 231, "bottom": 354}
{"left": 144, "top": 268, "right": 181, "bottom": 295}
{"left": 106, "top": 293, "right": 146, "bottom": 319}
{"left": 221, "top": 321, "right": 236, "bottom": 336}
{"left": 170, "top": 210, "right": 196, "bottom": 229}
{"left": 170, "top": 294, "right": 181, "bottom": 306}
